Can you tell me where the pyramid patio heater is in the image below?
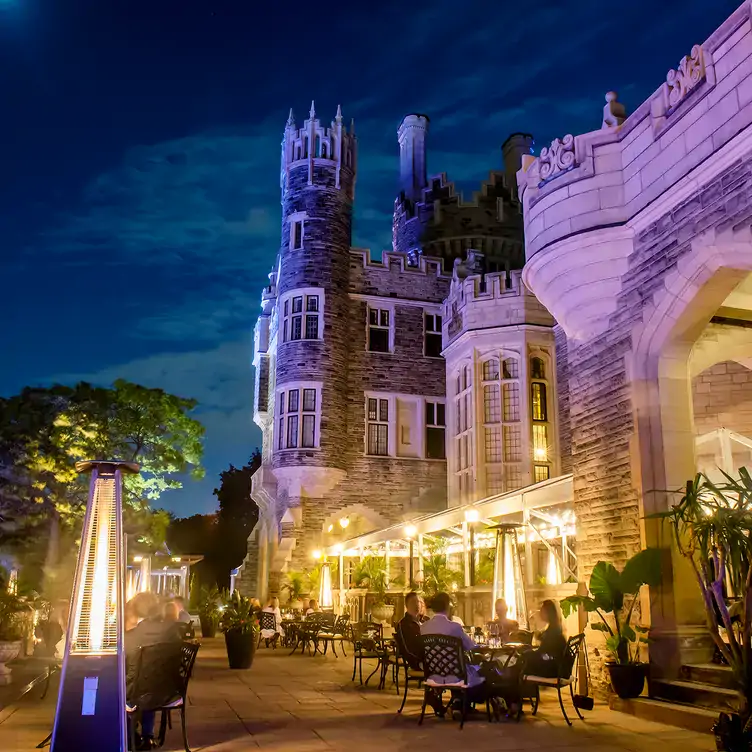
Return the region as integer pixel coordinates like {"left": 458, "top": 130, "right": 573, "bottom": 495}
{"left": 490, "top": 523, "right": 528, "bottom": 629}
{"left": 50, "top": 460, "right": 138, "bottom": 752}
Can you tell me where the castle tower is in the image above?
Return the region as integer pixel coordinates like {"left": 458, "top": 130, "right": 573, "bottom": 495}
{"left": 501, "top": 133, "right": 534, "bottom": 196}
{"left": 397, "top": 113, "right": 429, "bottom": 202}
{"left": 263, "top": 102, "right": 357, "bottom": 577}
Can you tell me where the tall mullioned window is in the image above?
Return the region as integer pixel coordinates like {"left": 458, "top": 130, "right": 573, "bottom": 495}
{"left": 291, "top": 220, "right": 304, "bottom": 250}
{"left": 454, "top": 364, "right": 474, "bottom": 501}
{"left": 366, "top": 397, "right": 390, "bottom": 456}
{"left": 280, "top": 290, "right": 323, "bottom": 344}
{"left": 425, "top": 401, "right": 446, "bottom": 459}
{"left": 276, "top": 384, "right": 321, "bottom": 450}
{"left": 481, "top": 355, "right": 522, "bottom": 494}
{"left": 530, "top": 354, "right": 551, "bottom": 482}
{"left": 424, "top": 313, "right": 443, "bottom": 358}
{"left": 367, "top": 306, "right": 392, "bottom": 353}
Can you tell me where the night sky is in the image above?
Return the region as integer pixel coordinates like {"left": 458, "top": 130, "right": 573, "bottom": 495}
{"left": 0, "top": 0, "right": 741, "bottom": 516}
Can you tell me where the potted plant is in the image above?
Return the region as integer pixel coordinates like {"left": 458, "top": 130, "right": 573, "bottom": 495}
{"left": 197, "top": 585, "right": 220, "bottom": 638}
{"left": 652, "top": 471, "right": 752, "bottom": 751}
{"left": 353, "top": 556, "right": 395, "bottom": 623}
{"left": 219, "top": 591, "right": 259, "bottom": 669}
{"left": 421, "top": 543, "right": 463, "bottom": 597}
{"left": 561, "top": 547, "right": 661, "bottom": 699}
{"left": 0, "top": 591, "right": 26, "bottom": 686}
{"left": 281, "top": 571, "right": 306, "bottom": 611}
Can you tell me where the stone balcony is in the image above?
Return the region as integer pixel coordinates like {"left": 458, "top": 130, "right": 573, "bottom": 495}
{"left": 518, "top": 2, "right": 752, "bottom": 341}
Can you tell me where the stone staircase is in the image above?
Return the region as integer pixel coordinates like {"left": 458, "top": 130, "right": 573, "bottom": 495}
{"left": 610, "top": 663, "right": 737, "bottom": 734}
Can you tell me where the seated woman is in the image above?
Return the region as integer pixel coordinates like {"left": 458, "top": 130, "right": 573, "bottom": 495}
{"left": 305, "top": 598, "right": 319, "bottom": 616}
{"left": 524, "top": 599, "right": 566, "bottom": 677}
{"left": 261, "top": 596, "right": 285, "bottom": 643}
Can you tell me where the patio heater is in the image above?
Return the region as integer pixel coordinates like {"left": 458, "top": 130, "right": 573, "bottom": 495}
{"left": 319, "top": 560, "right": 334, "bottom": 610}
{"left": 405, "top": 525, "right": 417, "bottom": 589}
{"left": 50, "top": 460, "right": 138, "bottom": 752}
{"left": 490, "top": 523, "right": 528, "bottom": 628}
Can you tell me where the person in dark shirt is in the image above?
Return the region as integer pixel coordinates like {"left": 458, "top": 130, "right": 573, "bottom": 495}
{"left": 397, "top": 592, "right": 423, "bottom": 669}
{"left": 524, "top": 599, "right": 566, "bottom": 678}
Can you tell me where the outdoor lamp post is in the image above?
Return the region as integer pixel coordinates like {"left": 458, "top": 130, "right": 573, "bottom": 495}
{"left": 405, "top": 525, "right": 417, "bottom": 589}
{"left": 50, "top": 460, "right": 138, "bottom": 752}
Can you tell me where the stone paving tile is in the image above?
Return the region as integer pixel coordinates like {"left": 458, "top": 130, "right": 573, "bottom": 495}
{"left": 0, "top": 637, "right": 720, "bottom": 752}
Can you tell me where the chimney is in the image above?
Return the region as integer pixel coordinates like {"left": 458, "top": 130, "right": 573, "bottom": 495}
{"left": 501, "top": 133, "right": 534, "bottom": 191}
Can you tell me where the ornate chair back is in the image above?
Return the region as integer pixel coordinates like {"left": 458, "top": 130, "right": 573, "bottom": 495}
{"left": 421, "top": 634, "right": 467, "bottom": 684}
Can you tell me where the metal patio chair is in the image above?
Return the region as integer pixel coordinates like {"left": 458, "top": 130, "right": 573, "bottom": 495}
{"left": 318, "top": 614, "right": 350, "bottom": 657}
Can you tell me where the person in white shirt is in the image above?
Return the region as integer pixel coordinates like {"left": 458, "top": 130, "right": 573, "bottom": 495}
{"left": 421, "top": 592, "right": 484, "bottom": 691}
{"left": 261, "top": 596, "right": 284, "bottom": 641}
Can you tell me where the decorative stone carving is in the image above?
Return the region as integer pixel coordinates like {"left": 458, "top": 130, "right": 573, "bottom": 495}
{"left": 666, "top": 45, "right": 705, "bottom": 110}
{"left": 539, "top": 134, "right": 576, "bottom": 184}
{"left": 602, "top": 91, "right": 626, "bottom": 129}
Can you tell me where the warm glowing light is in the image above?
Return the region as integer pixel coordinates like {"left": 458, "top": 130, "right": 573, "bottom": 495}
{"left": 172, "top": 556, "right": 181, "bottom": 562}
{"left": 333, "top": 543, "right": 344, "bottom": 554}
{"left": 312, "top": 549, "right": 322, "bottom": 560}
{"left": 451, "top": 582, "right": 458, "bottom": 591}
{"left": 546, "top": 549, "right": 561, "bottom": 585}
{"left": 89, "top": 493, "right": 114, "bottom": 652}
{"left": 404, "top": 524, "right": 417, "bottom": 539}
{"left": 465, "top": 509, "right": 480, "bottom": 523}
{"left": 339, "top": 517, "right": 350, "bottom": 529}
{"left": 533, "top": 446, "right": 548, "bottom": 461}
{"left": 327, "top": 524, "right": 334, "bottom": 533}
{"left": 503, "top": 537, "right": 518, "bottom": 621}
{"left": 133, "top": 555, "right": 143, "bottom": 563}
{"left": 319, "top": 561, "right": 333, "bottom": 608}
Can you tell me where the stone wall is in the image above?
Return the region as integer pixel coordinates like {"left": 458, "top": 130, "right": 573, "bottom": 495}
{"left": 693, "top": 360, "right": 752, "bottom": 436}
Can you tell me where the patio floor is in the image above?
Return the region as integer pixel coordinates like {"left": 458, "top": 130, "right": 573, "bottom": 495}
{"left": 0, "top": 637, "right": 718, "bottom": 751}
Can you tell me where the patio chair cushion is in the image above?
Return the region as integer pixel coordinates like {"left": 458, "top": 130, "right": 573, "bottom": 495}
{"left": 424, "top": 678, "right": 468, "bottom": 689}
{"left": 523, "top": 675, "right": 573, "bottom": 686}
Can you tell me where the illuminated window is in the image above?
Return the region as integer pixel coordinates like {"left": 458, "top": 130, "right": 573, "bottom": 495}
{"left": 533, "top": 424, "right": 548, "bottom": 462}
{"left": 424, "top": 313, "right": 443, "bottom": 358}
{"left": 484, "top": 385, "right": 501, "bottom": 423}
{"left": 281, "top": 289, "right": 323, "bottom": 344}
{"left": 454, "top": 365, "right": 474, "bottom": 500}
{"left": 368, "top": 306, "right": 392, "bottom": 353}
{"left": 276, "top": 384, "right": 321, "bottom": 450}
{"left": 503, "top": 425, "right": 521, "bottom": 462}
{"left": 366, "top": 397, "right": 389, "bottom": 456}
{"left": 425, "top": 401, "right": 446, "bottom": 459}
{"left": 531, "top": 382, "right": 547, "bottom": 422}
{"left": 534, "top": 464, "right": 550, "bottom": 483}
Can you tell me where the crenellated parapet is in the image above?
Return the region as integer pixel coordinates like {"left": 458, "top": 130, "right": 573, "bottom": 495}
{"left": 442, "top": 250, "right": 554, "bottom": 348}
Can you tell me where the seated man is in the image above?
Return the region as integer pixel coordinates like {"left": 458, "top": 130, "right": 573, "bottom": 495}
{"left": 488, "top": 598, "right": 519, "bottom": 644}
{"left": 421, "top": 592, "right": 485, "bottom": 707}
{"left": 398, "top": 592, "right": 424, "bottom": 670}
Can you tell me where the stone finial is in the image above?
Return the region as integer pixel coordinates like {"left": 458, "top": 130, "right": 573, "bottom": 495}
{"left": 309, "top": 100, "right": 316, "bottom": 119}
{"left": 335, "top": 104, "right": 343, "bottom": 123}
{"left": 286, "top": 108, "right": 295, "bottom": 128}
{"left": 602, "top": 91, "right": 626, "bottom": 129}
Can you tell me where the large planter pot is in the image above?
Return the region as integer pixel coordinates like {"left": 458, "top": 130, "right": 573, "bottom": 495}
{"left": 607, "top": 662, "right": 647, "bottom": 699}
{"left": 199, "top": 615, "right": 217, "bottom": 638}
{"left": 0, "top": 641, "right": 22, "bottom": 687}
{"left": 371, "top": 603, "right": 395, "bottom": 625}
{"left": 713, "top": 712, "right": 752, "bottom": 752}
{"left": 224, "top": 629, "right": 256, "bottom": 670}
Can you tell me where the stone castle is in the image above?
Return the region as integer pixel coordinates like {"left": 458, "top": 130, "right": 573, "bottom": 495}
{"left": 237, "top": 102, "right": 560, "bottom": 597}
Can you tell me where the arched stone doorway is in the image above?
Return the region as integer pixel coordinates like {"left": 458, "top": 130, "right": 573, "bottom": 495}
{"left": 631, "top": 241, "right": 752, "bottom": 673}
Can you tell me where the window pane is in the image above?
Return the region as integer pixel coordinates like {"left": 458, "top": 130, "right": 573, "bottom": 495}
{"left": 502, "top": 383, "right": 519, "bottom": 421}
{"left": 485, "top": 426, "right": 502, "bottom": 463}
{"left": 503, "top": 359, "right": 518, "bottom": 379}
{"left": 303, "top": 388, "right": 316, "bottom": 412}
{"left": 426, "top": 426, "right": 445, "bottom": 459}
{"left": 283, "top": 300, "right": 289, "bottom": 316}
{"left": 534, "top": 464, "right": 550, "bottom": 483}
{"left": 486, "top": 466, "right": 503, "bottom": 495}
{"left": 302, "top": 414, "right": 315, "bottom": 448}
{"left": 367, "top": 398, "right": 377, "bottom": 421}
{"left": 369, "top": 328, "right": 389, "bottom": 352}
{"left": 288, "top": 389, "right": 299, "bottom": 412}
{"left": 503, "top": 425, "right": 521, "bottom": 462}
{"left": 293, "top": 221, "right": 303, "bottom": 249}
{"left": 483, "top": 359, "right": 500, "bottom": 381}
{"left": 531, "top": 357, "right": 545, "bottom": 380}
{"left": 369, "top": 308, "right": 378, "bottom": 325}
{"left": 368, "top": 424, "right": 389, "bottom": 456}
{"left": 533, "top": 424, "right": 548, "bottom": 462}
{"left": 278, "top": 418, "right": 284, "bottom": 450}
{"left": 286, "top": 415, "right": 299, "bottom": 448}
{"left": 436, "top": 403, "right": 445, "bottom": 426}
{"left": 292, "top": 296, "right": 303, "bottom": 313}
{"left": 425, "top": 313, "right": 435, "bottom": 332}
{"left": 379, "top": 309, "right": 389, "bottom": 327}
{"left": 379, "top": 399, "right": 389, "bottom": 422}
{"left": 283, "top": 319, "right": 288, "bottom": 343}
{"left": 291, "top": 316, "right": 302, "bottom": 340}
{"left": 306, "top": 295, "right": 319, "bottom": 312}
{"left": 531, "top": 382, "right": 547, "bottom": 422}
{"left": 425, "top": 402, "right": 435, "bottom": 425}
{"left": 305, "top": 315, "right": 318, "bottom": 339}
{"left": 436, "top": 315, "right": 442, "bottom": 329}
{"left": 279, "top": 393, "right": 285, "bottom": 414}
{"left": 483, "top": 384, "right": 501, "bottom": 423}
{"left": 425, "top": 332, "right": 442, "bottom": 358}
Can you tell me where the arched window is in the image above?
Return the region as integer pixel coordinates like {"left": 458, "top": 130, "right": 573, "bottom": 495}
{"left": 454, "top": 364, "right": 473, "bottom": 502}
{"left": 531, "top": 357, "right": 545, "bottom": 380}
{"left": 315, "top": 135, "right": 322, "bottom": 157}
{"left": 482, "top": 358, "right": 499, "bottom": 381}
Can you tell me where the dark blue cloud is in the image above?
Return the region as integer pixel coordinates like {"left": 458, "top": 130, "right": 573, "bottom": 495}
{"left": 0, "top": 0, "right": 742, "bottom": 514}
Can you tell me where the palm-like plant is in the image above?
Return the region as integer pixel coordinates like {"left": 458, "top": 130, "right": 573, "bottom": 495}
{"left": 421, "top": 543, "right": 463, "bottom": 597}
{"left": 352, "top": 556, "right": 389, "bottom": 603}
{"left": 281, "top": 570, "right": 306, "bottom": 604}
{"left": 651, "top": 470, "right": 752, "bottom": 720}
